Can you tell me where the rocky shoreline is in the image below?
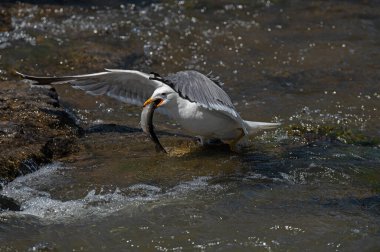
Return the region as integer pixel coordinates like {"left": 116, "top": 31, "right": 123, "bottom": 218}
{"left": 0, "top": 81, "right": 82, "bottom": 185}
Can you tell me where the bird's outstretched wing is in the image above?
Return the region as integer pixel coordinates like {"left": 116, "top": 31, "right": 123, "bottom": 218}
{"left": 16, "top": 69, "right": 163, "bottom": 106}
{"left": 151, "top": 70, "right": 240, "bottom": 119}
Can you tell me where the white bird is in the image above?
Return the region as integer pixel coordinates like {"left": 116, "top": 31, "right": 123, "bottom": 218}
{"left": 17, "top": 69, "right": 280, "bottom": 150}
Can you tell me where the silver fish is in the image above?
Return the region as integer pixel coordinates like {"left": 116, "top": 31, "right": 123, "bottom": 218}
{"left": 140, "top": 100, "right": 167, "bottom": 153}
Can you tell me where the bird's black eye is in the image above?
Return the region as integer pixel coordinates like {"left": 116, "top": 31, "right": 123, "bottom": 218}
{"left": 161, "top": 92, "right": 167, "bottom": 96}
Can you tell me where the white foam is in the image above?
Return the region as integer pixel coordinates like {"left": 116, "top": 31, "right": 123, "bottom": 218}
{"left": 1, "top": 162, "right": 64, "bottom": 202}
{"left": 0, "top": 163, "right": 224, "bottom": 223}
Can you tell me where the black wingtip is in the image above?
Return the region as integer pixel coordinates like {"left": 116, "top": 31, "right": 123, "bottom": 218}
{"left": 13, "top": 71, "right": 51, "bottom": 85}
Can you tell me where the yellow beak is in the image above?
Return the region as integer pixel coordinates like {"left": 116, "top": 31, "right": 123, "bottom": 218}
{"left": 143, "top": 97, "right": 153, "bottom": 107}
{"left": 143, "top": 97, "right": 164, "bottom": 108}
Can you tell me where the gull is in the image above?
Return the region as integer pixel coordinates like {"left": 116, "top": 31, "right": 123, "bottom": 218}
{"left": 17, "top": 69, "right": 280, "bottom": 150}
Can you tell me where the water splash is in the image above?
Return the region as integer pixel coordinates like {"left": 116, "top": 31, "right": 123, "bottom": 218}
{"left": 0, "top": 163, "right": 224, "bottom": 223}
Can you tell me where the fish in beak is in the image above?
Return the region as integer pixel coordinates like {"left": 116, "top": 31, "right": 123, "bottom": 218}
{"left": 140, "top": 99, "right": 167, "bottom": 153}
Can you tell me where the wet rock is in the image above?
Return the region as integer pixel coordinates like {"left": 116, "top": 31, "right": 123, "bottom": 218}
{"left": 0, "top": 81, "right": 82, "bottom": 182}
{"left": 0, "top": 8, "right": 11, "bottom": 32}
{"left": 0, "top": 195, "right": 20, "bottom": 211}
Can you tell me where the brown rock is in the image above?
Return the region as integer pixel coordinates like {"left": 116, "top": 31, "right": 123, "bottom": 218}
{"left": 0, "top": 81, "right": 82, "bottom": 182}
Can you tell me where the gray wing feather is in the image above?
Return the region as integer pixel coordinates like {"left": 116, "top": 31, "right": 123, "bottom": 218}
{"left": 16, "top": 69, "right": 163, "bottom": 106}
{"left": 165, "top": 71, "right": 240, "bottom": 119}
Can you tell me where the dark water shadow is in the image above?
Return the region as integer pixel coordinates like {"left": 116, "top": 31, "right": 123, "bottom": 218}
{"left": 84, "top": 123, "right": 197, "bottom": 140}
{"left": 85, "top": 123, "right": 141, "bottom": 134}
{"left": 320, "top": 195, "right": 380, "bottom": 216}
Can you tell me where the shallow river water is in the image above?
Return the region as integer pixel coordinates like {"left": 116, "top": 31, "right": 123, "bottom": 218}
{"left": 1, "top": 0, "right": 380, "bottom": 251}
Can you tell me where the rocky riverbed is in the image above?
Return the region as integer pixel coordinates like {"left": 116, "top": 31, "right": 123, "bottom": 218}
{"left": 0, "top": 81, "right": 81, "bottom": 184}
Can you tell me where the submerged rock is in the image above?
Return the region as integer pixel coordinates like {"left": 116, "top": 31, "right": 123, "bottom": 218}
{"left": 0, "top": 81, "right": 82, "bottom": 182}
{"left": 0, "top": 195, "right": 20, "bottom": 211}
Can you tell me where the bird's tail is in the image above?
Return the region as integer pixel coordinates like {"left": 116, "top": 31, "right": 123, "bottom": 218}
{"left": 243, "top": 120, "right": 281, "bottom": 135}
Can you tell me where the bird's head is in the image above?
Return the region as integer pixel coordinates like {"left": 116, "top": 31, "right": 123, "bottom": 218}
{"left": 143, "top": 86, "right": 176, "bottom": 108}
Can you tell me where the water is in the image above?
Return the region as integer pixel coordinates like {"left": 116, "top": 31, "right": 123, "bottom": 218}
{"left": 1, "top": 0, "right": 380, "bottom": 251}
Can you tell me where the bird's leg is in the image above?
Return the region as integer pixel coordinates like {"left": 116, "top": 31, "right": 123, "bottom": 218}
{"left": 196, "top": 137, "right": 224, "bottom": 146}
{"left": 228, "top": 129, "right": 246, "bottom": 152}
{"left": 195, "top": 136, "right": 204, "bottom": 145}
